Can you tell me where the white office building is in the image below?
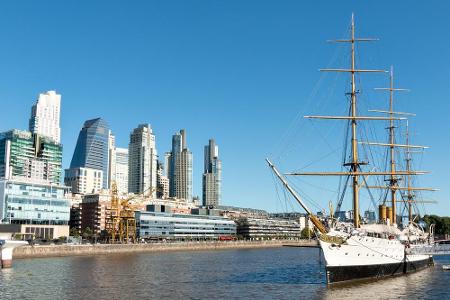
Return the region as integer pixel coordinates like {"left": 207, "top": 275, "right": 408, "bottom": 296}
{"left": 64, "top": 167, "right": 103, "bottom": 195}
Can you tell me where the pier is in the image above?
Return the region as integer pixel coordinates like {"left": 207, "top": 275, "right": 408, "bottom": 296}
{"left": 0, "top": 226, "right": 28, "bottom": 268}
{"left": 12, "top": 239, "right": 319, "bottom": 259}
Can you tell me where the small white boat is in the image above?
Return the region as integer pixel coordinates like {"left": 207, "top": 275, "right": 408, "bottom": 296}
{"left": 442, "top": 265, "right": 450, "bottom": 270}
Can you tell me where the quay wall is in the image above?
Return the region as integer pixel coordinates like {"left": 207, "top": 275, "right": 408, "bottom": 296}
{"left": 13, "top": 240, "right": 318, "bottom": 259}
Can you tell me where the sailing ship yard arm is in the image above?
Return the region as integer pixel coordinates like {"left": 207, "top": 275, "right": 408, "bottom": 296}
{"left": 358, "top": 141, "right": 429, "bottom": 149}
{"left": 368, "top": 109, "right": 416, "bottom": 116}
{"left": 365, "top": 186, "right": 438, "bottom": 191}
{"left": 284, "top": 171, "right": 428, "bottom": 176}
{"left": 304, "top": 116, "right": 406, "bottom": 120}
{"left": 265, "top": 158, "right": 328, "bottom": 234}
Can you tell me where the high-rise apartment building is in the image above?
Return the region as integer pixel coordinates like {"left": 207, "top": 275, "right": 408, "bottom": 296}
{"left": 168, "top": 129, "right": 193, "bottom": 201}
{"left": 164, "top": 152, "right": 171, "bottom": 177}
{"left": 29, "top": 90, "right": 61, "bottom": 144}
{"left": 128, "top": 124, "right": 157, "bottom": 197}
{"left": 202, "top": 139, "right": 221, "bottom": 207}
{"left": 0, "top": 130, "right": 63, "bottom": 184}
{"left": 156, "top": 161, "right": 169, "bottom": 199}
{"left": 114, "top": 147, "right": 129, "bottom": 195}
{"left": 108, "top": 132, "right": 116, "bottom": 189}
{"left": 69, "top": 118, "right": 110, "bottom": 189}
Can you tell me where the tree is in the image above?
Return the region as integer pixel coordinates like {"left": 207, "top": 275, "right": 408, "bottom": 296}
{"left": 82, "top": 227, "right": 93, "bottom": 240}
{"left": 301, "top": 227, "right": 314, "bottom": 239}
{"left": 423, "top": 215, "right": 450, "bottom": 235}
{"left": 70, "top": 228, "right": 80, "bottom": 238}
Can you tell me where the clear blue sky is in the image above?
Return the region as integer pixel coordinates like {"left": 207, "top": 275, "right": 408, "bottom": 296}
{"left": 0, "top": 1, "right": 448, "bottom": 216}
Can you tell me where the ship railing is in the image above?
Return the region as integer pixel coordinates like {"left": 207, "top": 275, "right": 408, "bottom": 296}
{"left": 407, "top": 244, "right": 450, "bottom": 255}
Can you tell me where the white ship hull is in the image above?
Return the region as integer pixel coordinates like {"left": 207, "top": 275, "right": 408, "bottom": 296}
{"left": 320, "top": 233, "right": 433, "bottom": 283}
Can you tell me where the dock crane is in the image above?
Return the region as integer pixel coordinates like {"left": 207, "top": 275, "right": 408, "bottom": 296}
{"left": 106, "top": 182, "right": 158, "bottom": 243}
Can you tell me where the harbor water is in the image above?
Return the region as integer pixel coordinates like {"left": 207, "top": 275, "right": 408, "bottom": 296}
{"left": 1, "top": 247, "right": 449, "bottom": 299}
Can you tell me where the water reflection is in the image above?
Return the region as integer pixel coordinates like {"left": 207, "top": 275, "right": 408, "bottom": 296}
{"left": 1, "top": 248, "right": 449, "bottom": 299}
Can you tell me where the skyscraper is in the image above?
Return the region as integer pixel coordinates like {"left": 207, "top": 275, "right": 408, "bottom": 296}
{"left": 156, "top": 161, "right": 169, "bottom": 199}
{"left": 29, "top": 90, "right": 61, "bottom": 143}
{"left": 168, "top": 129, "right": 193, "bottom": 201}
{"left": 69, "top": 118, "right": 110, "bottom": 189}
{"left": 0, "top": 129, "right": 63, "bottom": 184}
{"left": 202, "top": 139, "right": 221, "bottom": 207}
{"left": 114, "top": 147, "right": 129, "bottom": 195}
{"left": 108, "top": 132, "right": 116, "bottom": 189}
{"left": 128, "top": 124, "right": 157, "bottom": 197}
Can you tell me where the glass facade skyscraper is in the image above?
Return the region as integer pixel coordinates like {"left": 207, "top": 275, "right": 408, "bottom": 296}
{"left": 69, "top": 118, "right": 110, "bottom": 189}
{"left": 0, "top": 129, "right": 63, "bottom": 184}
{"left": 168, "top": 129, "right": 193, "bottom": 201}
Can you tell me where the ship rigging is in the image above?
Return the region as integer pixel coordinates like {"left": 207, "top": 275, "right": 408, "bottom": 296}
{"left": 267, "top": 14, "right": 438, "bottom": 284}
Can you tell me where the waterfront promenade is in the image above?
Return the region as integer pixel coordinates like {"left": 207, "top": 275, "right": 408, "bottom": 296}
{"left": 13, "top": 239, "right": 318, "bottom": 259}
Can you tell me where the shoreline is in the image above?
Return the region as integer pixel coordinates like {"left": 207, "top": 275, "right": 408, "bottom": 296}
{"left": 12, "top": 239, "right": 319, "bottom": 259}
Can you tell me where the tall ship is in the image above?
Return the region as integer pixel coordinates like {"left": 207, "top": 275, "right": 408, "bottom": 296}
{"left": 267, "top": 15, "right": 436, "bottom": 284}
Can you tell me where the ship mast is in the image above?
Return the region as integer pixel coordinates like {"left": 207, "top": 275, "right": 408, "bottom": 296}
{"left": 388, "top": 68, "right": 397, "bottom": 224}
{"left": 365, "top": 73, "right": 438, "bottom": 226}
{"left": 349, "top": 15, "right": 360, "bottom": 228}
{"left": 373, "top": 67, "right": 409, "bottom": 225}
{"left": 319, "top": 14, "right": 387, "bottom": 228}
{"left": 268, "top": 14, "right": 430, "bottom": 232}
{"left": 405, "top": 120, "right": 413, "bottom": 222}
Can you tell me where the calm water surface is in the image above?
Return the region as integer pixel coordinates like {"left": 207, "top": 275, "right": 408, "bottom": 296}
{"left": 1, "top": 247, "right": 449, "bottom": 299}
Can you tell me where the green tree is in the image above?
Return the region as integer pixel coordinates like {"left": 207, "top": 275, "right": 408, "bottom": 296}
{"left": 423, "top": 215, "right": 450, "bottom": 235}
{"left": 70, "top": 228, "right": 80, "bottom": 238}
{"left": 301, "top": 228, "right": 314, "bottom": 239}
{"left": 82, "top": 227, "right": 93, "bottom": 240}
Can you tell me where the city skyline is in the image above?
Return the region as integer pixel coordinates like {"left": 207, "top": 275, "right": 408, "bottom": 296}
{"left": 0, "top": 1, "right": 449, "bottom": 215}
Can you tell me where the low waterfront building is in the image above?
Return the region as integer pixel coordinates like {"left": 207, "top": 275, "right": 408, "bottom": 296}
{"left": 0, "top": 179, "right": 70, "bottom": 239}
{"left": 236, "top": 217, "right": 301, "bottom": 240}
{"left": 269, "top": 212, "right": 313, "bottom": 231}
{"left": 67, "top": 194, "right": 82, "bottom": 235}
{"left": 80, "top": 192, "right": 111, "bottom": 235}
{"left": 218, "top": 205, "right": 269, "bottom": 219}
{"left": 299, "top": 215, "right": 313, "bottom": 231}
{"left": 334, "top": 210, "right": 347, "bottom": 221}
{"left": 124, "top": 195, "right": 197, "bottom": 213}
{"left": 364, "top": 210, "right": 376, "bottom": 223}
{"left": 136, "top": 207, "right": 236, "bottom": 240}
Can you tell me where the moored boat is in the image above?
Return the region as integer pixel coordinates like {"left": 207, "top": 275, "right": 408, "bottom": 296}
{"left": 267, "top": 14, "right": 437, "bottom": 284}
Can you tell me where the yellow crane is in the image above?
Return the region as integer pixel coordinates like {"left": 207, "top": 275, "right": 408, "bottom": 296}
{"left": 106, "top": 182, "right": 157, "bottom": 243}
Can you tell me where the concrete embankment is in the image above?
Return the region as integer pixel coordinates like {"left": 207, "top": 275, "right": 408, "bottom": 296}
{"left": 13, "top": 240, "right": 319, "bottom": 259}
